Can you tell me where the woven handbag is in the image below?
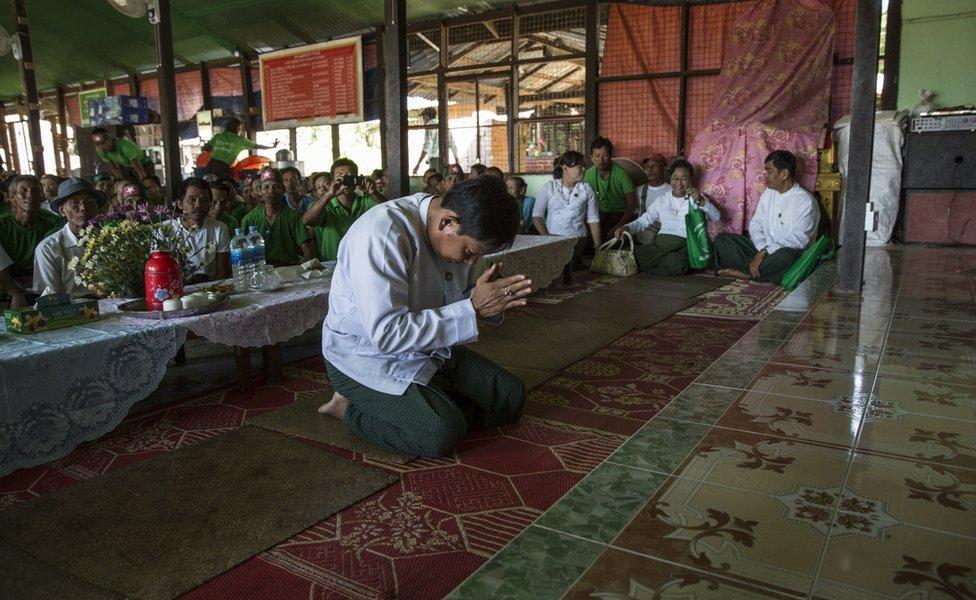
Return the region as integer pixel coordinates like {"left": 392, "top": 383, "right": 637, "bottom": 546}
{"left": 591, "top": 231, "right": 638, "bottom": 277}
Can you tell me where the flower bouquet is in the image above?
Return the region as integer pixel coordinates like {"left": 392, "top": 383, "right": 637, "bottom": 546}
{"left": 69, "top": 203, "right": 195, "bottom": 298}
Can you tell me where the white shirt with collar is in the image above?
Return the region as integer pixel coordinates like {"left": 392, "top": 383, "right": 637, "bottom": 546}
{"left": 164, "top": 217, "right": 230, "bottom": 278}
{"left": 532, "top": 180, "right": 600, "bottom": 238}
{"left": 322, "top": 193, "right": 479, "bottom": 395}
{"left": 749, "top": 183, "right": 820, "bottom": 254}
{"left": 625, "top": 192, "right": 720, "bottom": 239}
{"left": 33, "top": 224, "right": 89, "bottom": 297}
{"left": 635, "top": 182, "right": 672, "bottom": 214}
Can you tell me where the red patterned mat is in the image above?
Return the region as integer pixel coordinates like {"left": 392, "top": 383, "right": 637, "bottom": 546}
{"left": 527, "top": 270, "right": 621, "bottom": 305}
{"left": 677, "top": 278, "right": 789, "bottom": 321}
{"left": 525, "top": 316, "right": 753, "bottom": 435}
{"left": 0, "top": 315, "right": 750, "bottom": 599}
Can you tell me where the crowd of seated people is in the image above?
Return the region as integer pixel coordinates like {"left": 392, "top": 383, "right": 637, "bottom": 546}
{"left": 0, "top": 126, "right": 820, "bottom": 310}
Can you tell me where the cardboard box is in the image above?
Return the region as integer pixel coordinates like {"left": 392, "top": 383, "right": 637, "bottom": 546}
{"left": 4, "top": 299, "right": 101, "bottom": 334}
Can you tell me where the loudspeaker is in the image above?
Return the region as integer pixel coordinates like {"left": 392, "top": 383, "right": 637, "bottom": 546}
{"left": 904, "top": 130, "right": 976, "bottom": 190}
{"left": 902, "top": 190, "right": 976, "bottom": 245}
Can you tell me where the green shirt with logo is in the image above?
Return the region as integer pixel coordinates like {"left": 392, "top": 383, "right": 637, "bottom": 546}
{"left": 584, "top": 164, "right": 634, "bottom": 213}
{"left": 310, "top": 195, "right": 376, "bottom": 261}
{"left": 209, "top": 132, "right": 255, "bottom": 165}
{"left": 240, "top": 205, "right": 310, "bottom": 266}
{"left": 0, "top": 210, "right": 62, "bottom": 274}
{"left": 96, "top": 137, "right": 150, "bottom": 169}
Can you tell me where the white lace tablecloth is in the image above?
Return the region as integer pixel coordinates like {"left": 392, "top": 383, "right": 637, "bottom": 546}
{"left": 101, "top": 278, "right": 332, "bottom": 348}
{"left": 477, "top": 235, "right": 578, "bottom": 289}
{"left": 0, "top": 319, "right": 186, "bottom": 475}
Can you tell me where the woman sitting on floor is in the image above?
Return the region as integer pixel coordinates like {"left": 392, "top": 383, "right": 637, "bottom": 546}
{"left": 613, "top": 159, "right": 720, "bottom": 276}
{"left": 531, "top": 150, "right": 602, "bottom": 270}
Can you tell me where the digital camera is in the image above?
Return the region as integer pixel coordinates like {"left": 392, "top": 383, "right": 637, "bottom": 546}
{"left": 342, "top": 174, "right": 366, "bottom": 187}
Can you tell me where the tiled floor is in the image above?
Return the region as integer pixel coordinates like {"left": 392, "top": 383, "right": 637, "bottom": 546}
{"left": 450, "top": 246, "right": 976, "bottom": 599}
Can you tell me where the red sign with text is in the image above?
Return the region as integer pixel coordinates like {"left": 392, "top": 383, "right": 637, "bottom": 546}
{"left": 259, "top": 37, "right": 364, "bottom": 128}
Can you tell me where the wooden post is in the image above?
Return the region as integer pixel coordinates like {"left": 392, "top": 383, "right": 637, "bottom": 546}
{"left": 583, "top": 0, "right": 599, "bottom": 150}
{"left": 331, "top": 124, "right": 340, "bottom": 161}
{"left": 880, "top": 0, "right": 901, "bottom": 111}
{"left": 508, "top": 9, "right": 519, "bottom": 174}
{"left": 11, "top": 0, "right": 44, "bottom": 175}
{"left": 837, "top": 0, "right": 882, "bottom": 293}
{"left": 437, "top": 20, "right": 448, "bottom": 171}
{"left": 676, "top": 0, "right": 690, "bottom": 154}
{"left": 153, "top": 0, "right": 181, "bottom": 197}
{"left": 383, "top": 0, "right": 409, "bottom": 196}
{"left": 56, "top": 87, "right": 70, "bottom": 176}
{"left": 200, "top": 62, "right": 212, "bottom": 111}
{"left": 128, "top": 72, "right": 140, "bottom": 96}
{"left": 375, "top": 26, "right": 387, "bottom": 171}
{"left": 239, "top": 51, "right": 256, "bottom": 141}
{"left": 0, "top": 101, "right": 11, "bottom": 171}
{"left": 289, "top": 126, "right": 297, "bottom": 160}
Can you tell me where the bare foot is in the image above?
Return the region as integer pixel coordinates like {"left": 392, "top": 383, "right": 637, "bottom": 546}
{"left": 317, "top": 392, "right": 349, "bottom": 419}
{"left": 718, "top": 268, "right": 752, "bottom": 280}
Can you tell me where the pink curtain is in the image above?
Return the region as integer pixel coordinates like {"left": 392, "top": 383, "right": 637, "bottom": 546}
{"left": 688, "top": 0, "right": 836, "bottom": 235}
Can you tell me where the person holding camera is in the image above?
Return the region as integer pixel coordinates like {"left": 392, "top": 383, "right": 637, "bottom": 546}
{"left": 302, "top": 158, "right": 380, "bottom": 262}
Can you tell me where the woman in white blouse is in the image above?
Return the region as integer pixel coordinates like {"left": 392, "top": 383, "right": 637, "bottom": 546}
{"left": 614, "top": 160, "right": 720, "bottom": 276}
{"left": 532, "top": 151, "right": 602, "bottom": 269}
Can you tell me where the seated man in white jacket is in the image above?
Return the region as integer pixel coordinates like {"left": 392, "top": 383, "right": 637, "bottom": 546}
{"left": 317, "top": 177, "right": 533, "bottom": 457}
{"left": 614, "top": 160, "right": 720, "bottom": 275}
{"left": 714, "top": 150, "right": 820, "bottom": 283}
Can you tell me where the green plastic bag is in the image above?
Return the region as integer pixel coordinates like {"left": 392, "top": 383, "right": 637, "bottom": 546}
{"left": 780, "top": 235, "right": 834, "bottom": 291}
{"left": 685, "top": 199, "right": 711, "bottom": 269}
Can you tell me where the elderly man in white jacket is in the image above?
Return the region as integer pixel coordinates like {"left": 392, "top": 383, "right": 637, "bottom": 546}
{"left": 317, "top": 177, "right": 533, "bottom": 457}
{"left": 714, "top": 150, "right": 820, "bottom": 283}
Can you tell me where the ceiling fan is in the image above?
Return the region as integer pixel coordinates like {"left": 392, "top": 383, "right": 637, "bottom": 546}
{"left": 106, "top": 0, "right": 161, "bottom": 24}
{"left": 0, "top": 25, "right": 22, "bottom": 61}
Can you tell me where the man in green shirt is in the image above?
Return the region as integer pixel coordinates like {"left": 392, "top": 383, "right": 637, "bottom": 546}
{"left": 0, "top": 175, "right": 62, "bottom": 277}
{"left": 208, "top": 179, "right": 240, "bottom": 234}
{"left": 240, "top": 169, "right": 315, "bottom": 266}
{"left": 92, "top": 128, "right": 154, "bottom": 182}
{"left": 583, "top": 136, "right": 637, "bottom": 239}
{"left": 303, "top": 159, "right": 377, "bottom": 261}
{"left": 205, "top": 117, "right": 277, "bottom": 178}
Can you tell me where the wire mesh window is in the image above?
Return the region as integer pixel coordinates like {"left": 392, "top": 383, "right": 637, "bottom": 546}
{"left": 447, "top": 18, "right": 512, "bottom": 68}
{"left": 518, "top": 8, "right": 586, "bottom": 60}
{"left": 683, "top": 75, "right": 719, "bottom": 149}
{"left": 600, "top": 79, "right": 679, "bottom": 159}
{"left": 407, "top": 30, "right": 441, "bottom": 73}
{"left": 688, "top": 2, "right": 751, "bottom": 71}
{"left": 441, "top": 76, "right": 509, "bottom": 171}
{"left": 600, "top": 4, "right": 681, "bottom": 77}
{"left": 517, "top": 120, "right": 584, "bottom": 174}
{"left": 208, "top": 66, "right": 244, "bottom": 98}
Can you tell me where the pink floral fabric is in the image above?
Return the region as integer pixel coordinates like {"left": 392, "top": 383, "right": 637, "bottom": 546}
{"left": 688, "top": 0, "right": 836, "bottom": 235}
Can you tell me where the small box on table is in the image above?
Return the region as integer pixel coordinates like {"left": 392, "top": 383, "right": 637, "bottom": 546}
{"left": 4, "top": 299, "right": 101, "bottom": 334}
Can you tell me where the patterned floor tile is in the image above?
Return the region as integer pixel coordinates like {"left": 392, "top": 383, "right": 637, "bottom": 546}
{"left": 845, "top": 453, "right": 976, "bottom": 539}
{"left": 885, "top": 331, "right": 976, "bottom": 361}
{"left": 671, "top": 426, "right": 851, "bottom": 496}
{"left": 856, "top": 411, "right": 976, "bottom": 471}
{"left": 610, "top": 477, "right": 828, "bottom": 597}
{"left": 738, "top": 363, "right": 875, "bottom": 405}
{"left": 872, "top": 376, "right": 976, "bottom": 422}
{"left": 711, "top": 388, "right": 864, "bottom": 448}
{"left": 565, "top": 548, "right": 801, "bottom": 599}
{"left": 607, "top": 418, "right": 712, "bottom": 475}
{"left": 888, "top": 316, "right": 976, "bottom": 341}
{"left": 656, "top": 384, "right": 743, "bottom": 425}
{"left": 814, "top": 524, "right": 976, "bottom": 599}
{"left": 444, "top": 525, "right": 604, "bottom": 599}
{"left": 750, "top": 318, "right": 800, "bottom": 341}
{"left": 791, "top": 321, "right": 889, "bottom": 346}
{"left": 534, "top": 462, "right": 667, "bottom": 544}
{"left": 771, "top": 330, "right": 881, "bottom": 373}
{"left": 878, "top": 353, "right": 976, "bottom": 387}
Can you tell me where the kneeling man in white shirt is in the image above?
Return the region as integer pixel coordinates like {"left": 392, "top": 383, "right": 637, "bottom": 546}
{"left": 318, "top": 177, "right": 533, "bottom": 457}
{"left": 714, "top": 150, "right": 820, "bottom": 283}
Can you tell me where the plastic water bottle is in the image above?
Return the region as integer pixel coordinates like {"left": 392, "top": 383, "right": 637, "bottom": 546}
{"left": 230, "top": 228, "right": 250, "bottom": 291}
{"left": 247, "top": 225, "right": 267, "bottom": 277}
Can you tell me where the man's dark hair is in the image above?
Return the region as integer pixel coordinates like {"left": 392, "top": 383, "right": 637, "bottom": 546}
{"left": 223, "top": 117, "right": 242, "bottom": 134}
{"left": 179, "top": 177, "right": 212, "bottom": 202}
{"left": 210, "top": 179, "right": 236, "bottom": 198}
{"left": 281, "top": 165, "right": 302, "bottom": 179}
{"left": 441, "top": 176, "right": 518, "bottom": 251}
{"left": 330, "top": 158, "right": 359, "bottom": 179}
{"left": 590, "top": 136, "right": 613, "bottom": 155}
{"left": 91, "top": 127, "right": 110, "bottom": 138}
{"left": 370, "top": 168, "right": 385, "bottom": 179}
{"left": 765, "top": 150, "right": 796, "bottom": 178}
{"left": 10, "top": 174, "right": 40, "bottom": 191}
{"left": 428, "top": 172, "right": 444, "bottom": 184}
{"left": 141, "top": 174, "right": 161, "bottom": 185}
{"left": 470, "top": 163, "right": 488, "bottom": 177}
{"left": 507, "top": 175, "right": 526, "bottom": 193}
{"left": 485, "top": 166, "right": 504, "bottom": 179}
{"left": 40, "top": 174, "right": 63, "bottom": 185}
{"left": 668, "top": 159, "right": 695, "bottom": 179}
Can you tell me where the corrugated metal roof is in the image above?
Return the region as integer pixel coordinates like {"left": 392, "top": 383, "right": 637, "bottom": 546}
{"left": 0, "top": 0, "right": 560, "bottom": 99}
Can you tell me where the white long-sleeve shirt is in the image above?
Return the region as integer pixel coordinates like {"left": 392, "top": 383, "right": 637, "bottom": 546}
{"left": 532, "top": 180, "right": 600, "bottom": 238}
{"left": 749, "top": 184, "right": 820, "bottom": 254}
{"left": 625, "top": 193, "right": 720, "bottom": 239}
{"left": 33, "top": 224, "right": 89, "bottom": 297}
{"left": 322, "top": 193, "right": 479, "bottom": 395}
{"left": 634, "top": 182, "right": 672, "bottom": 214}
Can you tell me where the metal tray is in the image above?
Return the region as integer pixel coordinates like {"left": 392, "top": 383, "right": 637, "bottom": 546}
{"left": 116, "top": 294, "right": 231, "bottom": 319}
